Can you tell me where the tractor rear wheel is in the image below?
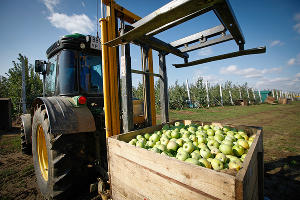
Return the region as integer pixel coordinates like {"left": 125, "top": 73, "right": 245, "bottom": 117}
{"left": 32, "top": 105, "right": 92, "bottom": 199}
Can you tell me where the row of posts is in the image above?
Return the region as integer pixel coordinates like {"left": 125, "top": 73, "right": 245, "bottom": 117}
{"left": 185, "top": 80, "right": 299, "bottom": 108}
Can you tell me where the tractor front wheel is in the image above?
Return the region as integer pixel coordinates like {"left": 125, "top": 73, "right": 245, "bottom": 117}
{"left": 32, "top": 105, "right": 90, "bottom": 199}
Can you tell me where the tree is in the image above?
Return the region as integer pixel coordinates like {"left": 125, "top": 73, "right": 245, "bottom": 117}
{"left": 1, "top": 54, "right": 43, "bottom": 116}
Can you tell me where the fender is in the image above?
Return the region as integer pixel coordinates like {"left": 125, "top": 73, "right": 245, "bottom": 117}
{"left": 33, "top": 97, "right": 96, "bottom": 134}
{"left": 20, "top": 114, "right": 32, "bottom": 144}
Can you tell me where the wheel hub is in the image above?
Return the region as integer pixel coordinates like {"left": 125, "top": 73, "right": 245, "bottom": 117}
{"left": 37, "top": 125, "right": 48, "bottom": 181}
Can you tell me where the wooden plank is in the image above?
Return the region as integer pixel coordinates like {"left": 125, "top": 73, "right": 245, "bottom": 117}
{"left": 159, "top": 53, "right": 169, "bottom": 123}
{"left": 110, "top": 154, "right": 215, "bottom": 200}
{"left": 108, "top": 137, "right": 236, "bottom": 200}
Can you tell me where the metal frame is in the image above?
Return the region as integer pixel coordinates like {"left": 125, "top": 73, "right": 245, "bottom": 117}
{"left": 105, "top": 0, "right": 265, "bottom": 66}
{"left": 101, "top": 0, "right": 266, "bottom": 135}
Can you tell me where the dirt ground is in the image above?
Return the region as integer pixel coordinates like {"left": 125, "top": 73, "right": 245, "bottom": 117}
{"left": 1, "top": 102, "right": 300, "bottom": 200}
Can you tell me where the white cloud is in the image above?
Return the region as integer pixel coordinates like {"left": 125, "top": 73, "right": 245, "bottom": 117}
{"left": 255, "top": 76, "right": 300, "bottom": 92}
{"left": 198, "top": 47, "right": 213, "bottom": 56}
{"left": 287, "top": 53, "right": 300, "bottom": 66}
{"left": 293, "top": 13, "right": 300, "bottom": 34}
{"left": 193, "top": 69, "right": 222, "bottom": 84}
{"left": 48, "top": 13, "right": 94, "bottom": 34}
{"left": 288, "top": 58, "right": 296, "bottom": 65}
{"left": 270, "top": 40, "right": 284, "bottom": 47}
{"left": 296, "top": 72, "right": 300, "bottom": 78}
{"left": 42, "top": 0, "right": 94, "bottom": 34}
{"left": 43, "top": 0, "right": 59, "bottom": 13}
{"left": 220, "top": 65, "right": 282, "bottom": 79}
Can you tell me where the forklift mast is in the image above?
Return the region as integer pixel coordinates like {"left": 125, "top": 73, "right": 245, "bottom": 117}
{"left": 100, "top": 0, "right": 265, "bottom": 138}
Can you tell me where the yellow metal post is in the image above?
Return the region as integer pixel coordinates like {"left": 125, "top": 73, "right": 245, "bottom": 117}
{"left": 100, "top": 18, "right": 113, "bottom": 137}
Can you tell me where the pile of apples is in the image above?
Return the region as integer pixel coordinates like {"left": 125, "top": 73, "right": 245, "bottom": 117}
{"left": 128, "top": 122, "right": 256, "bottom": 171}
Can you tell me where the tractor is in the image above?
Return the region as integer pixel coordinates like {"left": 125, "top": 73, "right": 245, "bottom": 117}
{"left": 20, "top": 0, "right": 266, "bottom": 199}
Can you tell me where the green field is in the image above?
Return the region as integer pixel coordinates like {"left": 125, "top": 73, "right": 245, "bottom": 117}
{"left": 1, "top": 101, "right": 300, "bottom": 200}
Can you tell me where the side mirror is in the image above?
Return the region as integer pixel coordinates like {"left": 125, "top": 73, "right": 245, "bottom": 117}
{"left": 35, "top": 60, "right": 46, "bottom": 73}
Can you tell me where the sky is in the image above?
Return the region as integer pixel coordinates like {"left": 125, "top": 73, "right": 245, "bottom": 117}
{"left": 0, "top": 0, "right": 300, "bottom": 93}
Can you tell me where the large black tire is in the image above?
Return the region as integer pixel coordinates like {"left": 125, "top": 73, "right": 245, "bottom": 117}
{"left": 21, "top": 116, "right": 32, "bottom": 155}
{"left": 21, "top": 132, "right": 32, "bottom": 155}
{"left": 32, "top": 105, "right": 92, "bottom": 200}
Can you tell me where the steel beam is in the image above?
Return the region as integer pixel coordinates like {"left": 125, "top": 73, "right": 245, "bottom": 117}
{"left": 213, "top": 0, "right": 245, "bottom": 48}
{"left": 180, "top": 34, "right": 233, "bottom": 53}
{"left": 131, "top": 69, "right": 161, "bottom": 78}
{"left": 147, "top": 7, "right": 212, "bottom": 37}
{"left": 173, "top": 46, "right": 266, "bottom": 68}
{"left": 170, "top": 25, "right": 225, "bottom": 48}
{"left": 105, "top": 0, "right": 220, "bottom": 47}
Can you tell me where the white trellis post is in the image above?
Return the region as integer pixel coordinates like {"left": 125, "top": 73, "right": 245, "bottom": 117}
{"left": 205, "top": 81, "right": 210, "bottom": 108}
{"left": 239, "top": 87, "right": 242, "bottom": 99}
{"left": 219, "top": 84, "right": 223, "bottom": 106}
{"left": 259, "top": 90, "right": 262, "bottom": 103}
{"left": 246, "top": 87, "right": 250, "bottom": 104}
{"left": 229, "top": 90, "right": 234, "bottom": 105}
{"left": 21, "top": 57, "right": 27, "bottom": 114}
{"left": 186, "top": 79, "right": 191, "bottom": 104}
{"left": 276, "top": 91, "right": 279, "bottom": 100}
{"left": 272, "top": 90, "right": 275, "bottom": 97}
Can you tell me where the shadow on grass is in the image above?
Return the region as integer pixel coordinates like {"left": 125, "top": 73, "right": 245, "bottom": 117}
{"left": 264, "top": 155, "right": 300, "bottom": 200}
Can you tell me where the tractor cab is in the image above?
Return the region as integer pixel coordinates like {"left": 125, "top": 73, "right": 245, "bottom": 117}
{"left": 35, "top": 33, "right": 103, "bottom": 97}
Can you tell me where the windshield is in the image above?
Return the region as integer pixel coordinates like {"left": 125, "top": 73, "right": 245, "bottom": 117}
{"left": 45, "top": 55, "right": 57, "bottom": 96}
{"left": 57, "top": 50, "right": 77, "bottom": 95}
{"left": 80, "top": 53, "right": 103, "bottom": 94}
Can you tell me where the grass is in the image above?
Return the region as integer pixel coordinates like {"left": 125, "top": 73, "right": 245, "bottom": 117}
{"left": 163, "top": 101, "right": 300, "bottom": 161}
{"left": 0, "top": 135, "right": 21, "bottom": 155}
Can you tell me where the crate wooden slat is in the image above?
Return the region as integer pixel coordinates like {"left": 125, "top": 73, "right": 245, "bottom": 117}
{"left": 107, "top": 120, "right": 264, "bottom": 200}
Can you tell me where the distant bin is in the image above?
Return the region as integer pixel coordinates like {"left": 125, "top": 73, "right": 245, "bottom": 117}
{"left": 0, "top": 98, "right": 12, "bottom": 130}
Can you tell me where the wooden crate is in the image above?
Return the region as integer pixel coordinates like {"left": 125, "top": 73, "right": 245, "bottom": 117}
{"left": 107, "top": 120, "right": 264, "bottom": 200}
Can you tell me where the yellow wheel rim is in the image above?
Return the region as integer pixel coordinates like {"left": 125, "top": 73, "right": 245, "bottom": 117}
{"left": 37, "top": 124, "right": 48, "bottom": 181}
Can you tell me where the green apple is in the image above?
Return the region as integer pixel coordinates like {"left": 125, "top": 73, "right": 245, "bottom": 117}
{"left": 226, "top": 131, "right": 235, "bottom": 137}
{"left": 138, "top": 138, "right": 146, "bottom": 144}
{"left": 211, "top": 158, "right": 224, "bottom": 170}
{"left": 149, "top": 133, "right": 160, "bottom": 143}
{"left": 192, "top": 141, "right": 198, "bottom": 147}
{"left": 185, "top": 158, "right": 200, "bottom": 165}
{"left": 150, "top": 147, "right": 161, "bottom": 153}
{"left": 228, "top": 160, "right": 242, "bottom": 171}
{"left": 215, "top": 130, "right": 223, "bottom": 135}
{"left": 197, "top": 135, "right": 207, "bottom": 144}
{"left": 189, "top": 134, "right": 197, "bottom": 142}
{"left": 157, "top": 144, "right": 167, "bottom": 152}
{"left": 200, "top": 148, "right": 211, "bottom": 159}
{"left": 240, "top": 154, "right": 247, "bottom": 162}
{"left": 203, "top": 125, "right": 210, "bottom": 130}
{"left": 207, "top": 139, "right": 220, "bottom": 150}
{"left": 237, "top": 139, "right": 249, "bottom": 149}
{"left": 188, "top": 126, "right": 197, "bottom": 133}
{"left": 248, "top": 140, "right": 253, "bottom": 146}
{"left": 207, "top": 129, "right": 215, "bottom": 136}
{"left": 198, "top": 143, "right": 208, "bottom": 150}
{"left": 129, "top": 139, "right": 137, "bottom": 145}
{"left": 146, "top": 140, "right": 155, "bottom": 148}
{"left": 226, "top": 155, "right": 241, "bottom": 163}
{"left": 174, "top": 121, "right": 181, "bottom": 127}
{"left": 232, "top": 145, "right": 245, "bottom": 157}
{"left": 239, "top": 133, "right": 249, "bottom": 141}
{"left": 144, "top": 133, "right": 151, "bottom": 140}
{"left": 182, "top": 138, "right": 192, "bottom": 144}
{"left": 160, "top": 137, "right": 169, "bottom": 146}
{"left": 136, "top": 135, "right": 143, "bottom": 140}
{"left": 171, "top": 130, "right": 180, "bottom": 139}
{"left": 234, "top": 134, "right": 243, "bottom": 140}
{"left": 197, "top": 126, "right": 203, "bottom": 131}
{"left": 210, "top": 147, "right": 220, "bottom": 156}
{"left": 182, "top": 132, "right": 190, "bottom": 139}
{"left": 177, "top": 147, "right": 185, "bottom": 153}
{"left": 207, "top": 136, "right": 215, "bottom": 140}
{"left": 214, "top": 134, "right": 224, "bottom": 143}
{"left": 167, "top": 141, "right": 178, "bottom": 151}
{"left": 191, "top": 151, "right": 201, "bottom": 160}
{"left": 219, "top": 144, "right": 233, "bottom": 155}
{"left": 223, "top": 126, "right": 230, "bottom": 133}
{"left": 136, "top": 141, "right": 145, "bottom": 148}
{"left": 176, "top": 150, "right": 189, "bottom": 161}
{"left": 199, "top": 131, "right": 208, "bottom": 138}
{"left": 199, "top": 158, "right": 211, "bottom": 168}
{"left": 207, "top": 158, "right": 213, "bottom": 163}
{"left": 215, "top": 153, "right": 227, "bottom": 163}
{"left": 183, "top": 142, "right": 194, "bottom": 154}
{"left": 156, "top": 141, "right": 161, "bottom": 145}
{"left": 222, "top": 139, "right": 233, "bottom": 146}
{"left": 176, "top": 138, "right": 184, "bottom": 147}
{"left": 165, "top": 130, "right": 172, "bottom": 138}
